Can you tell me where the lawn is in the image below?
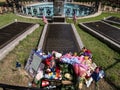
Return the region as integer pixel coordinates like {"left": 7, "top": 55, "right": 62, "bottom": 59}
{"left": 0, "top": 13, "right": 44, "bottom": 86}
{"left": 67, "top": 12, "right": 120, "bottom": 89}
{"left": 0, "top": 0, "right": 5, "bottom": 2}
{"left": 0, "top": 12, "right": 120, "bottom": 89}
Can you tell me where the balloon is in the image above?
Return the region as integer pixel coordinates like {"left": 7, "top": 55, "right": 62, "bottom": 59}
{"left": 73, "top": 64, "right": 87, "bottom": 77}
{"left": 78, "top": 66, "right": 86, "bottom": 77}
{"left": 73, "top": 64, "right": 79, "bottom": 76}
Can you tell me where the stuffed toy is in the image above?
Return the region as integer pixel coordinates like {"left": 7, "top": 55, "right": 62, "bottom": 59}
{"left": 64, "top": 73, "right": 73, "bottom": 80}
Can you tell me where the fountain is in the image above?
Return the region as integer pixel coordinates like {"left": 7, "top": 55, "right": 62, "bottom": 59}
{"left": 21, "top": 1, "right": 95, "bottom": 18}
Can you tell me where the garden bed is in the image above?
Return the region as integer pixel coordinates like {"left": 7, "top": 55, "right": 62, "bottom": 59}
{"left": 38, "top": 23, "right": 84, "bottom": 54}
{"left": 0, "top": 21, "right": 39, "bottom": 60}
{"left": 103, "top": 16, "right": 120, "bottom": 25}
{"left": 79, "top": 21, "right": 120, "bottom": 52}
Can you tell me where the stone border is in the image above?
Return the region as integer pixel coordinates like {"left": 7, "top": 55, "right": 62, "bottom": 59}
{"left": 17, "top": 10, "right": 102, "bottom": 20}
{"left": 79, "top": 21, "right": 120, "bottom": 52}
{"left": 38, "top": 24, "right": 48, "bottom": 49}
{"left": 38, "top": 23, "right": 84, "bottom": 51}
{"left": 71, "top": 24, "right": 84, "bottom": 50}
{"left": 102, "top": 20, "right": 120, "bottom": 29}
{"left": 77, "top": 11, "right": 102, "bottom": 19}
{"left": 0, "top": 21, "right": 15, "bottom": 29}
{"left": 103, "top": 16, "right": 120, "bottom": 25}
{"left": 0, "top": 22, "right": 39, "bottom": 61}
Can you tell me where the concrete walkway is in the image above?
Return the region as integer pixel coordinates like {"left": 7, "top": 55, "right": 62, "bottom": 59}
{"left": 77, "top": 11, "right": 102, "bottom": 19}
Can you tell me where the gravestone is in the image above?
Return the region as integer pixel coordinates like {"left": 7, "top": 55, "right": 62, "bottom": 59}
{"left": 25, "top": 51, "right": 43, "bottom": 77}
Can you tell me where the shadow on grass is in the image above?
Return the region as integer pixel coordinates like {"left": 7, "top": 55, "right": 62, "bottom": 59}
{"left": 104, "top": 58, "right": 120, "bottom": 71}
{"left": 104, "top": 58, "right": 120, "bottom": 90}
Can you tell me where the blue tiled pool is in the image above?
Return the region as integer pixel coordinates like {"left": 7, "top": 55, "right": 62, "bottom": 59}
{"left": 22, "top": 2, "right": 94, "bottom": 18}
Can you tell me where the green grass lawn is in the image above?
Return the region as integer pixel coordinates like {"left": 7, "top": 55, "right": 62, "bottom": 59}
{"left": 0, "top": 13, "right": 45, "bottom": 27}
{"left": 67, "top": 12, "right": 120, "bottom": 89}
{"left": 0, "top": 13, "right": 44, "bottom": 86}
{"left": 0, "top": 12, "right": 120, "bottom": 89}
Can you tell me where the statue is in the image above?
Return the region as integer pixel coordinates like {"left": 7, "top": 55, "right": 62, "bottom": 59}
{"left": 53, "top": 0, "right": 65, "bottom": 16}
